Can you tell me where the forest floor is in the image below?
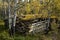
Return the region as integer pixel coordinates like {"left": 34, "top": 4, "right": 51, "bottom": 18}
{"left": 0, "top": 20, "right": 60, "bottom": 40}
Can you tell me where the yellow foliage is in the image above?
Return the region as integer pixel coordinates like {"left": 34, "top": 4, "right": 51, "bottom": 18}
{"left": 54, "top": 0, "right": 60, "bottom": 9}
{"left": 25, "top": 3, "right": 31, "bottom": 14}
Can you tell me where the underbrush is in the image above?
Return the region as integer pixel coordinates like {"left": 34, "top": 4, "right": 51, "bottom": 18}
{"left": 0, "top": 21, "right": 60, "bottom": 40}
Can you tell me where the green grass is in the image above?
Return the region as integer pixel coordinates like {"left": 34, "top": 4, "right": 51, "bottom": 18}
{"left": 0, "top": 20, "right": 4, "bottom": 25}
